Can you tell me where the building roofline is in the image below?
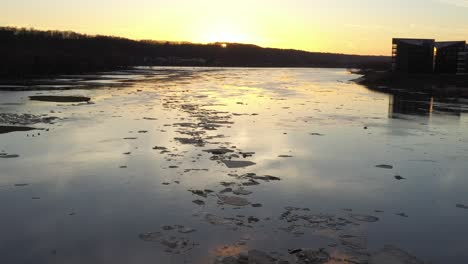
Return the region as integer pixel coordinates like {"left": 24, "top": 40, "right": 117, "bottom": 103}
{"left": 435, "top": 41, "right": 466, "bottom": 48}
{"left": 393, "top": 38, "right": 435, "bottom": 41}
{"left": 435, "top": 41, "right": 466, "bottom": 43}
{"left": 393, "top": 38, "right": 435, "bottom": 47}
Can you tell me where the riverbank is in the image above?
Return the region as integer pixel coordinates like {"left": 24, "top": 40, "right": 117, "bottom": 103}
{"left": 352, "top": 70, "right": 468, "bottom": 97}
{"left": 0, "top": 67, "right": 201, "bottom": 91}
{"left": 0, "top": 27, "right": 390, "bottom": 78}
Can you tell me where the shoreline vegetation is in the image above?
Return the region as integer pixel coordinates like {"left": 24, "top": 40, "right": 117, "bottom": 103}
{"left": 0, "top": 27, "right": 389, "bottom": 79}
{"left": 3, "top": 26, "right": 467, "bottom": 98}
{"left": 352, "top": 69, "right": 468, "bottom": 97}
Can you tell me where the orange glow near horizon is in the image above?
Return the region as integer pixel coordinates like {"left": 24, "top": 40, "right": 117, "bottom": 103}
{"left": 2, "top": 0, "right": 468, "bottom": 56}
{"left": 198, "top": 21, "right": 252, "bottom": 44}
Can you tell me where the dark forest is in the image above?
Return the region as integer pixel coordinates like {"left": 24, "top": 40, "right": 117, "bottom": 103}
{"left": 0, "top": 27, "right": 390, "bottom": 78}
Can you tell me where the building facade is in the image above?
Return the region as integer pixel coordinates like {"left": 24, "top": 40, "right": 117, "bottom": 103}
{"left": 392, "top": 38, "right": 468, "bottom": 74}
{"left": 392, "top": 38, "right": 435, "bottom": 73}
{"left": 457, "top": 47, "right": 468, "bottom": 75}
{"left": 434, "top": 41, "right": 466, "bottom": 74}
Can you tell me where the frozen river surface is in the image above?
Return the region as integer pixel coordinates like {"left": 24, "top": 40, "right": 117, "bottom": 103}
{"left": 1, "top": 68, "right": 468, "bottom": 263}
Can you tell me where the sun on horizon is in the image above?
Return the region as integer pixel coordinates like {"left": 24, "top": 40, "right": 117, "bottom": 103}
{"left": 2, "top": 0, "right": 468, "bottom": 56}
{"left": 196, "top": 22, "right": 255, "bottom": 45}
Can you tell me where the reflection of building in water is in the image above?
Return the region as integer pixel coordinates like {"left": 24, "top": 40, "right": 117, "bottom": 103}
{"left": 389, "top": 93, "right": 462, "bottom": 119}
{"left": 389, "top": 94, "right": 433, "bottom": 118}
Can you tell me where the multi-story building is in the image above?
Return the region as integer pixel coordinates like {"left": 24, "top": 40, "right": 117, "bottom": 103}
{"left": 434, "top": 41, "right": 466, "bottom": 74}
{"left": 457, "top": 46, "right": 468, "bottom": 75}
{"left": 392, "top": 38, "right": 435, "bottom": 73}
{"left": 392, "top": 38, "right": 468, "bottom": 74}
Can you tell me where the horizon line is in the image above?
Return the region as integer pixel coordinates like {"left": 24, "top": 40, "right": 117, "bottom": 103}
{"left": 1, "top": 25, "right": 391, "bottom": 57}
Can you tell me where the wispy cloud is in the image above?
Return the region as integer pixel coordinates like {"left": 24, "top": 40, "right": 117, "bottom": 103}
{"left": 434, "top": 0, "right": 468, "bottom": 7}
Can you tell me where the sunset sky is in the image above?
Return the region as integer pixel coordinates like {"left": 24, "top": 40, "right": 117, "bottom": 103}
{"left": 1, "top": 0, "right": 468, "bottom": 55}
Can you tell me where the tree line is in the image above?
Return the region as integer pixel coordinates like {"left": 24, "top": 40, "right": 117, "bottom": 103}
{"left": 0, "top": 27, "right": 390, "bottom": 78}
